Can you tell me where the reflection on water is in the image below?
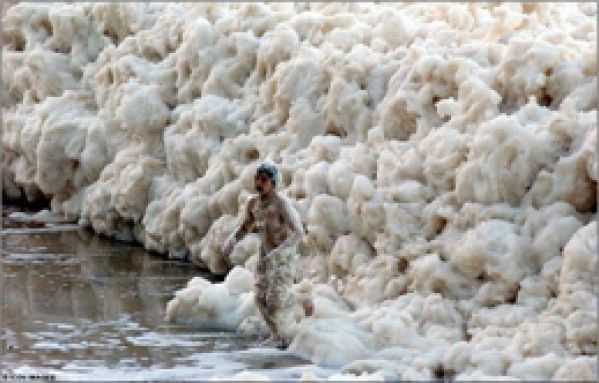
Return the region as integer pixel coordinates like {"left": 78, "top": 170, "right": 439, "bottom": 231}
{"left": 0, "top": 209, "right": 316, "bottom": 380}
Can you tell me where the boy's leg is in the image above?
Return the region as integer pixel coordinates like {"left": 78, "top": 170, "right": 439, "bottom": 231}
{"left": 257, "top": 247, "right": 298, "bottom": 349}
{"left": 269, "top": 275, "right": 297, "bottom": 349}
{"left": 255, "top": 248, "right": 279, "bottom": 340}
{"left": 255, "top": 277, "right": 280, "bottom": 339}
{"left": 257, "top": 300, "right": 279, "bottom": 339}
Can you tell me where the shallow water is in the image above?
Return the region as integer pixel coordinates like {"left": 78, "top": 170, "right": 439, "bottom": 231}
{"left": 0, "top": 206, "right": 327, "bottom": 380}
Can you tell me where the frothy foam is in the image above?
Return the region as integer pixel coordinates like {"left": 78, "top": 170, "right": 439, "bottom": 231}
{"left": 2, "top": 2, "right": 596, "bottom": 380}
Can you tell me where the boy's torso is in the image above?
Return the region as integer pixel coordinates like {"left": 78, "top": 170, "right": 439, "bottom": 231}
{"left": 249, "top": 194, "right": 291, "bottom": 253}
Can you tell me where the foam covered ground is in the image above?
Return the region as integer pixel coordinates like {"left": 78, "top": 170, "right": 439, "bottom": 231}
{"left": 2, "top": 2, "right": 597, "bottom": 380}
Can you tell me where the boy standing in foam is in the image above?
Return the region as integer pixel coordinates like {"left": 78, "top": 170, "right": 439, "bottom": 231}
{"left": 222, "top": 162, "right": 313, "bottom": 349}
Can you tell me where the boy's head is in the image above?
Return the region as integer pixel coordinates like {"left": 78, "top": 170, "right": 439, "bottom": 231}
{"left": 255, "top": 162, "right": 277, "bottom": 196}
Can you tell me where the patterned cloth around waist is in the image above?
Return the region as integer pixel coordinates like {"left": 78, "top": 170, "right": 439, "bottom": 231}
{"left": 256, "top": 246, "right": 298, "bottom": 287}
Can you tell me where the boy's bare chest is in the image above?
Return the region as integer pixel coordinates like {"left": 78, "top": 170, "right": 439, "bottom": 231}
{"left": 250, "top": 200, "right": 286, "bottom": 233}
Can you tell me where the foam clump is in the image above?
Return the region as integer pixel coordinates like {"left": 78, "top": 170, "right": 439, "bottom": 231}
{"left": 2, "top": 2, "right": 597, "bottom": 379}
{"left": 165, "top": 266, "right": 257, "bottom": 330}
{"left": 290, "top": 284, "right": 376, "bottom": 367}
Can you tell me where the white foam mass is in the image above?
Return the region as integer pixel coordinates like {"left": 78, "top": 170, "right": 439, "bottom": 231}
{"left": 2, "top": 2, "right": 597, "bottom": 380}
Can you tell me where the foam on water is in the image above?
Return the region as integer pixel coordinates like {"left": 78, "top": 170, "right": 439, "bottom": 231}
{"left": 2, "top": 2, "right": 597, "bottom": 380}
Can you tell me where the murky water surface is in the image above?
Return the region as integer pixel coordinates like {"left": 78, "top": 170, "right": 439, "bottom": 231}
{"left": 1, "top": 206, "right": 327, "bottom": 380}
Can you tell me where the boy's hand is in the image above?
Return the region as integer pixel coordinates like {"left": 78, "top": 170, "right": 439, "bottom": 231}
{"left": 222, "top": 239, "right": 234, "bottom": 257}
{"left": 303, "top": 299, "right": 314, "bottom": 317}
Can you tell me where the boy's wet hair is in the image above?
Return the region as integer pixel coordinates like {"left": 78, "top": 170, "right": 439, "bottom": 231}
{"left": 256, "top": 163, "right": 278, "bottom": 186}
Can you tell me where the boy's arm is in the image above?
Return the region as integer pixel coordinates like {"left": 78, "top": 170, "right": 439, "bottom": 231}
{"left": 223, "top": 197, "right": 254, "bottom": 255}
{"left": 272, "top": 196, "right": 304, "bottom": 254}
